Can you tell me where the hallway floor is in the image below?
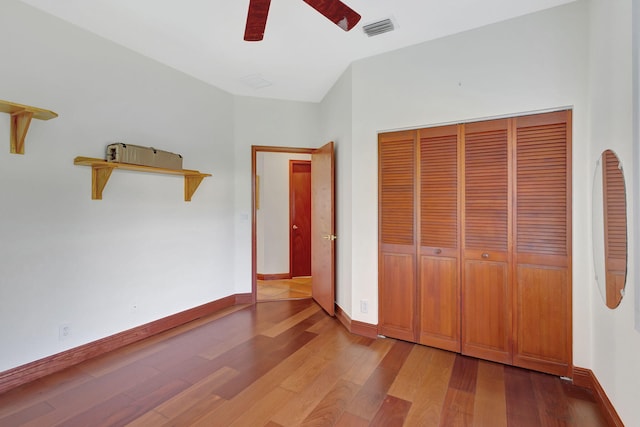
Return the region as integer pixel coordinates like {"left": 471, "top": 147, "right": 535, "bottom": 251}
{"left": 257, "top": 276, "right": 312, "bottom": 301}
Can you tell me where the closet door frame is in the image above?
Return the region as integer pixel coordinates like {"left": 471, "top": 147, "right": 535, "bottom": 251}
{"left": 377, "top": 109, "right": 572, "bottom": 377}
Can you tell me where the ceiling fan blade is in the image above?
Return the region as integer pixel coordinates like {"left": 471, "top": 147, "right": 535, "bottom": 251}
{"left": 244, "top": 0, "right": 271, "bottom": 41}
{"left": 302, "top": 0, "right": 361, "bottom": 31}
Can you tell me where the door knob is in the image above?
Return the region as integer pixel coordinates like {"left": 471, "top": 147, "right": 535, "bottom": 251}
{"left": 292, "top": 224, "right": 298, "bottom": 230}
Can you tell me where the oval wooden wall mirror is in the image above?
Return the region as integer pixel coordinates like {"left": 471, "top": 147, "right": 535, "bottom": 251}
{"left": 592, "top": 149, "right": 628, "bottom": 309}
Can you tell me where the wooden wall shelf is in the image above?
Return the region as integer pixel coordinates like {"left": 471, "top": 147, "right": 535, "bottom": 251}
{"left": 73, "top": 157, "right": 211, "bottom": 201}
{"left": 0, "top": 99, "right": 58, "bottom": 154}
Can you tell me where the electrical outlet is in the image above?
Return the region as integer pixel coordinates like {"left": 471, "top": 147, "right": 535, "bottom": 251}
{"left": 360, "top": 300, "right": 368, "bottom": 314}
{"left": 59, "top": 324, "right": 71, "bottom": 340}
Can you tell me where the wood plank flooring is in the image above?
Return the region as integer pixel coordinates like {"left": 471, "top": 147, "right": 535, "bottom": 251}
{"left": 257, "top": 277, "right": 312, "bottom": 301}
{"left": 0, "top": 299, "right": 608, "bottom": 426}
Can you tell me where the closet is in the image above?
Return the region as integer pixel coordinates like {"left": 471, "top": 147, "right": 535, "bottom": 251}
{"left": 378, "top": 110, "right": 572, "bottom": 377}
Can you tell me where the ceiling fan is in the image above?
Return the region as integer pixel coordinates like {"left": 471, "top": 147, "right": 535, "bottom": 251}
{"left": 244, "top": 0, "right": 361, "bottom": 41}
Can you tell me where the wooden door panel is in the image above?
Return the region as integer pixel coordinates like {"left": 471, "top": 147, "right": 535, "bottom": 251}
{"left": 513, "top": 110, "right": 572, "bottom": 376}
{"left": 462, "top": 260, "right": 511, "bottom": 364}
{"left": 513, "top": 266, "right": 570, "bottom": 376}
{"left": 311, "top": 142, "right": 335, "bottom": 316}
{"left": 379, "top": 252, "right": 416, "bottom": 341}
{"left": 290, "top": 161, "right": 311, "bottom": 277}
{"left": 378, "top": 131, "right": 417, "bottom": 340}
{"left": 418, "top": 125, "right": 460, "bottom": 351}
{"left": 418, "top": 255, "right": 460, "bottom": 351}
{"left": 462, "top": 119, "right": 511, "bottom": 365}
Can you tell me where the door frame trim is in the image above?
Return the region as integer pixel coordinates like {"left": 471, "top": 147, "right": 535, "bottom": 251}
{"left": 251, "top": 146, "right": 314, "bottom": 302}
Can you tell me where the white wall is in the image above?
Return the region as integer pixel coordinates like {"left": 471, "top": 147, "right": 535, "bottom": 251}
{"left": 320, "top": 67, "right": 354, "bottom": 313}
{"left": 0, "top": 0, "right": 235, "bottom": 371}
{"left": 232, "top": 96, "right": 321, "bottom": 293}
{"left": 256, "top": 152, "right": 311, "bottom": 275}
{"left": 588, "top": 0, "right": 639, "bottom": 425}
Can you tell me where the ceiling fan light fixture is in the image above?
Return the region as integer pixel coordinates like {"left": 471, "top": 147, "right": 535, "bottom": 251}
{"left": 363, "top": 18, "right": 395, "bottom": 37}
{"left": 245, "top": 0, "right": 361, "bottom": 41}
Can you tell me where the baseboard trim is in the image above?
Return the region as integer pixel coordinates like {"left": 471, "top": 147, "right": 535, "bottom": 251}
{"left": 257, "top": 273, "right": 291, "bottom": 280}
{"left": 335, "top": 305, "right": 378, "bottom": 339}
{"left": 572, "top": 367, "right": 624, "bottom": 427}
{"left": 235, "top": 293, "right": 253, "bottom": 304}
{"left": 0, "top": 294, "right": 242, "bottom": 395}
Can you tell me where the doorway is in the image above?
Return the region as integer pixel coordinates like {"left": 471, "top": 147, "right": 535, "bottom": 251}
{"left": 254, "top": 148, "right": 313, "bottom": 301}
{"left": 251, "top": 143, "right": 336, "bottom": 314}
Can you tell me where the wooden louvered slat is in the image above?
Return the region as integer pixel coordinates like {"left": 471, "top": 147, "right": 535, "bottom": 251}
{"left": 380, "top": 135, "right": 415, "bottom": 246}
{"left": 515, "top": 122, "right": 567, "bottom": 256}
{"left": 420, "top": 132, "right": 458, "bottom": 249}
{"left": 464, "top": 125, "right": 508, "bottom": 252}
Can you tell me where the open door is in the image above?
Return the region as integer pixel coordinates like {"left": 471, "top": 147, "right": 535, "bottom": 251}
{"left": 311, "top": 141, "right": 336, "bottom": 315}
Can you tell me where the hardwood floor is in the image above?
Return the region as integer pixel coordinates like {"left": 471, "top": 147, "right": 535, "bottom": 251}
{"left": 257, "top": 277, "right": 312, "bottom": 301}
{"left": 0, "top": 299, "right": 607, "bottom": 426}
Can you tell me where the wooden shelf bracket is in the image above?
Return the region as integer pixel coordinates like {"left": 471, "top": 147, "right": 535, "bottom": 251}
{"left": 74, "top": 157, "right": 211, "bottom": 201}
{"left": 185, "top": 174, "right": 206, "bottom": 202}
{"left": 92, "top": 165, "right": 114, "bottom": 200}
{"left": 1, "top": 99, "right": 58, "bottom": 154}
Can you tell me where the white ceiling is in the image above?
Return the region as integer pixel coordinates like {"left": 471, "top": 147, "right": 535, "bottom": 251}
{"left": 19, "top": 0, "right": 576, "bottom": 102}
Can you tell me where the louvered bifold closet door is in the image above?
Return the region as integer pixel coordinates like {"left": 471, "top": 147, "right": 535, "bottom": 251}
{"left": 461, "top": 119, "right": 512, "bottom": 364}
{"left": 603, "top": 150, "right": 627, "bottom": 308}
{"left": 418, "top": 125, "right": 461, "bottom": 351}
{"left": 512, "top": 110, "right": 572, "bottom": 377}
{"left": 379, "top": 131, "right": 417, "bottom": 341}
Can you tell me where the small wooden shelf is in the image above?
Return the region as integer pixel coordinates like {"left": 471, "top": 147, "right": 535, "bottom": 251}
{"left": 74, "top": 157, "right": 211, "bottom": 201}
{"left": 0, "top": 99, "right": 58, "bottom": 154}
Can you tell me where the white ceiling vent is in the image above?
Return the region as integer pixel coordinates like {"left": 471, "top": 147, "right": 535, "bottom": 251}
{"left": 362, "top": 18, "right": 395, "bottom": 37}
{"left": 239, "top": 74, "right": 273, "bottom": 90}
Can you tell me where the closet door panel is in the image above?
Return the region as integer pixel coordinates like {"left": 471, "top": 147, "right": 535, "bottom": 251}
{"left": 513, "top": 110, "right": 571, "bottom": 376}
{"left": 380, "top": 251, "right": 416, "bottom": 341}
{"left": 379, "top": 131, "right": 417, "bottom": 341}
{"left": 461, "top": 119, "right": 512, "bottom": 364}
{"left": 462, "top": 260, "right": 511, "bottom": 363}
{"left": 419, "top": 255, "right": 459, "bottom": 351}
{"left": 515, "top": 265, "right": 569, "bottom": 375}
{"left": 418, "top": 125, "right": 460, "bottom": 351}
